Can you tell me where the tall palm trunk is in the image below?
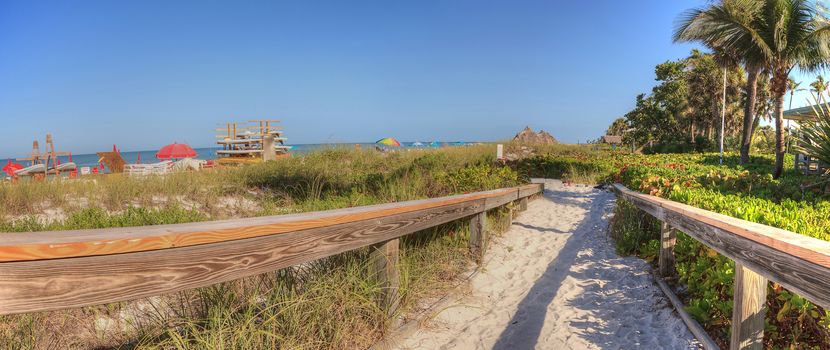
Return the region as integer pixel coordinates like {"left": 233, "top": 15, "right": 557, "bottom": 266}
{"left": 774, "top": 94, "right": 786, "bottom": 178}
{"left": 690, "top": 119, "right": 695, "bottom": 142}
{"left": 740, "top": 64, "right": 761, "bottom": 164}
{"left": 772, "top": 67, "right": 789, "bottom": 179}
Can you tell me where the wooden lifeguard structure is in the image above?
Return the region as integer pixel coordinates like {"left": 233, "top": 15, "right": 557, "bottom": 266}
{"left": 16, "top": 134, "right": 74, "bottom": 177}
{"left": 215, "top": 120, "right": 289, "bottom": 165}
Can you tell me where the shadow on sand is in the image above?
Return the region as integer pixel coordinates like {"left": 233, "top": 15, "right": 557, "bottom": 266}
{"left": 492, "top": 187, "right": 616, "bottom": 350}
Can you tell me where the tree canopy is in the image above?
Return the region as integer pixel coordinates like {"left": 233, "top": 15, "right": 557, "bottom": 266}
{"left": 613, "top": 50, "right": 751, "bottom": 152}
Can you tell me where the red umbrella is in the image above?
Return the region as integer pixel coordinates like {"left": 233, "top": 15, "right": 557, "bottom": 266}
{"left": 156, "top": 143, "right": 197, "bottom": 159}
{"left": 3, "top": 160, "right": 23, "bottom": 176}
{"left": 137, "top": 152, "right": 141, "bottom": 164}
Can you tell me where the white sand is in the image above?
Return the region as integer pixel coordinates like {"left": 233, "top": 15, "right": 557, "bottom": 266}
{"left": 394, "top": 179, "right": 700, "bottom": 350}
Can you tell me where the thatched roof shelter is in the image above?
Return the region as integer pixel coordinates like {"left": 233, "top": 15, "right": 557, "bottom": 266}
{"left": 602, "top": 135, "right": 623, "bottom": 144}
{"left": 512, "top": 126, "right": 558, "bottom": 144}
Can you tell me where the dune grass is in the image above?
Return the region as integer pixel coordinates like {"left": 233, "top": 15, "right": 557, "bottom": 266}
{"left": 0, "top": 145, "right": 521, "bottom": 349}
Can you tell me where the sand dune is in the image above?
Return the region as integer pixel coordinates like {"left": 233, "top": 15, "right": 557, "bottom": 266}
{"left": 393, "top": 179, "right": 700, "bottom": 350}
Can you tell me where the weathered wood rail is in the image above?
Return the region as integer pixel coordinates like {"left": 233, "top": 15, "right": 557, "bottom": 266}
{"left": 613, "top": 184, "right": 830, "bottom": 350}
{"left": 0, "top": 183, "right": 543, "bottom": 315}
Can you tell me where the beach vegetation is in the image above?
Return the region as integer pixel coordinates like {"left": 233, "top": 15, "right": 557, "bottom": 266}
{"left": 674, "top": 0, "right": 830, "bottom": 177}
{"left": 517, "top": 145, "right": 830, "bottom": 348}
{"left": 0, "top": 145, "right": 520, "bottom": 349}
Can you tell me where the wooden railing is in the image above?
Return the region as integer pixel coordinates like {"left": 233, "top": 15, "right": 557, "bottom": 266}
{"left": 0, "top": 183, "right": 543, "bottom": 315}
{"left": 613, "top": 184, "right": 830, "bottom": 350}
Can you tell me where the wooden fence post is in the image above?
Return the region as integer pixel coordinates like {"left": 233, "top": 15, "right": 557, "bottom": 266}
{"left": 262, "top": 135, "right": 277, "bottom": 161}
{"left": 730, "top": 264, "right": 767, "bottom": 350}
{"left": 519, "top": 197, "right": 528, "bottom": 211}
{"left": 371, "top": 238, "right": 400, "bottom": 315}
{"left": 469, "top": 212, "right": 487, "bottom": 262}
{"left": 659, "top": 222, "right": 677, "bottom": 278}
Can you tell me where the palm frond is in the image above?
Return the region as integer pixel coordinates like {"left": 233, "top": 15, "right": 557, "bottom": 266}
{"left": 796, "top": 93, "right": 830, "bottom": 171}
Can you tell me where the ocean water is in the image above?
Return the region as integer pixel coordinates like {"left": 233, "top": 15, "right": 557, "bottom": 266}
{"left": 1, "top": 142, "right": 469, "bottom": 172}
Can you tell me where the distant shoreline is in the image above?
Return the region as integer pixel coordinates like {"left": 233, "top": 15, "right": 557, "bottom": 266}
{"left": 1, "top": 142, "right": 480, "bottom": 169}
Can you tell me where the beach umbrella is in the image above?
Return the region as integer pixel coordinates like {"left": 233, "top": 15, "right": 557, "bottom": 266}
{"left": 430, "top": 141, "right": 441, "bottom": 148}
{"left": 3, "top": 160, "right": 23, "bottom": 176}
{"left": 412, "top": 142, "right": 425, "bottom": 147}
{"left": 156, "top": 142, "right": 197, "bottom": 159}
{"left": 376, "top": 137, "right": 401, "bottom": 147}
{"left": 137, "top": 152, "right": 141, "bottom": 164}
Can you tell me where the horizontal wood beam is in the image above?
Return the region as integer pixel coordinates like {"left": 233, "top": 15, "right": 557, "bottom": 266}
{"left": 518, "top": 183, "right": 543, "bottom": 198}
{"left": 0, "top": 184, "right": 542, "bottom": 315}
{"left": 484, "top": 189, "right": 517, "bottom": 210}
{"left": 612, "top": 184, "right": 830, "bottom": 309}
{"left": 0, "top": 187, "right": 536, "bottom": 262}
{"left": 0, "top": 199, "right": 484, "bottom": 314}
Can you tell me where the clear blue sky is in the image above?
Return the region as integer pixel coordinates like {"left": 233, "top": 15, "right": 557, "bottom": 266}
{"left": 4, "top": 0, "right": 812, "bottom": 158}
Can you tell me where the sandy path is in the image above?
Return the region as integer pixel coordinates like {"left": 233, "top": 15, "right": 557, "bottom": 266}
{"left": 393, "top": 179, "right": 700, "bottom": 350}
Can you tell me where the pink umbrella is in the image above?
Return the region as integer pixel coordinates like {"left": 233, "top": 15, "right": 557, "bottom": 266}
{"left": 156, "top": 143, "right": 197, "bottom": 159}
{"left": 137, "top": 152, "right": 141, "bottom": 164}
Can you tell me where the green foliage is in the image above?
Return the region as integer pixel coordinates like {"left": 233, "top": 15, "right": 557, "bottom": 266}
{"left": 436, "top": 164, "right": 519, "bottom": 194}
{"left": 615, "top": 49, "right": 747, "bottom": 152}
{"left": 796, "top": 98, "right": 830, "bottom": 171}
{"left": 519, "top": 147, "right": 830, "bottom": 348}
{"left": 0, "top": 145, "right": 522, "bottom": 349}
{"left": 608, "top": 199, "right": 660, "bottom": 257}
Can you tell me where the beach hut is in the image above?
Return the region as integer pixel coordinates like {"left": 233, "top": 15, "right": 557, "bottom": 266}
{"left": 784, "top": 104, "right": 828, "bottom": 174}
{"left": 602, "top": 135, "right": 623, "bottom": 150}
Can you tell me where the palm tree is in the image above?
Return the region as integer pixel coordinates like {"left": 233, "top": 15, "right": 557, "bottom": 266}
{"left": 789, "top": 78, "right": 803, "bottom": 110}
{"left": 673, "top": 0, "right": 765, "bottom": 165}
{"left": 606, "top": 117, "right": 628, "bottom": 136}
{"left": 676, "top": 0, "right": 830, "bottom": 178}
{"left": 811, "top": 75, "right": 827, "bottom": 104}
{"left": 759, "top": 1, "right": 830, "bottom": 178}
{"left": 787, "top": 79, "right": 804, "bottom": 152}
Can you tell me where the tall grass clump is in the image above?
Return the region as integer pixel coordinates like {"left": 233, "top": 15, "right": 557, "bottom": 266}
{"left": 607, "top": 199, "right": 660, "bottom": 257}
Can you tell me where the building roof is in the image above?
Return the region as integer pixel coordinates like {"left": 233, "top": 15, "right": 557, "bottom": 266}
{"left": 784, "top": 104, "right": 830, "bottom": 121}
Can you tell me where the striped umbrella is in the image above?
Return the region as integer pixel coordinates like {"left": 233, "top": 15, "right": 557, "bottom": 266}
{"left": 375, "top": 137, "right": 401, "bottom": 147}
